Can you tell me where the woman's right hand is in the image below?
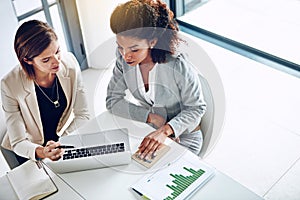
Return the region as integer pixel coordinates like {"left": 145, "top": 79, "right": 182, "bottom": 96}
{"left": 36, "top": 140, "right": 64, "bottom": 161}
{"left": 147, "top": 113, "right": 166, "bottom": 128}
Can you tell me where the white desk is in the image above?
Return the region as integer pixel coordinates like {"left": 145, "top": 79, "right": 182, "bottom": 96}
{"left": 55, "top": 111, "right": 263, "bottom": 200}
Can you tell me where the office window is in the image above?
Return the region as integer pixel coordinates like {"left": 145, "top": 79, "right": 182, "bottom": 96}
{"left": 11, "top": 0, "right": 87, "bottom": 70}
{"left": 47, "top": 0, "right": 56, "bottom": 4}
{"left": 19, "top": 11, "right": 46, "bottom": 24}
{"left": 12, "top": 0, "right": 68, "bottom": 52}
{"left": 49, "top": 4, "right": 68, "bottom": 53}
{"left": 173, "top": 0, "right": 300, "bottom": 76}
{"left": 184, "top": 0, "right": 208, "bottom": 13}
{"left": 12, "top": 0, "right": 42, "bottom": 16}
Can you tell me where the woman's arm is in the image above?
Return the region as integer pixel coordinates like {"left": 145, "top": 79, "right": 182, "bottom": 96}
{"left": 1, "top": 77, "right": 42, "bottom": 161}
{"left": 138, "top": 54, "right": 207, "bottom": 158}
{"left": 167, "top": 54, "right": 207, "bottom": 138}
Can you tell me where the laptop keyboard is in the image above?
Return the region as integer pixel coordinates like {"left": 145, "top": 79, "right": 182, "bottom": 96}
{"left": 62, "top": 143, "right": 125, "bottom": 160}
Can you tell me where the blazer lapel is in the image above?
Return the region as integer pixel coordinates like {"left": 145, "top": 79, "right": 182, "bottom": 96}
{"left": 21, "top": 70, "right": 43, "bottom": 134}
{"left": 58, "top": 61, "right": 71, "bottom": 106}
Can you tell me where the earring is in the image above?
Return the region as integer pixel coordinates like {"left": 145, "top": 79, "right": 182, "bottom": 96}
{"left": 150, "top": 46, "right": 153, "bottom": 49}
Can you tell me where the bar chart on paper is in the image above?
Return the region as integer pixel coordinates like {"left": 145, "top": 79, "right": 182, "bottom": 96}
{"left": 165, "top": 167, "right": 206, "bottom": 199}
{"left": 131, "top": 152, "right": 215, "bottom": 200}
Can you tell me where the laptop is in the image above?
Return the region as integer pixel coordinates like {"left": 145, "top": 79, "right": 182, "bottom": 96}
{"left": 45, "top": 128, "right": 131, "bottom": 173}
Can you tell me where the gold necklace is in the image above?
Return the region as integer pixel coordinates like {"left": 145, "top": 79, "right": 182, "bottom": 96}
{"left": 34, "top": 77, "right": 60, "bottom": 108}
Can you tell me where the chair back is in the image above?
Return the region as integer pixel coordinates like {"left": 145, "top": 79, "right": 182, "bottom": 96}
{"left": 178, "top": 33, "right": 226, "bottom": 158}
{"left": 0, "top": 102, "right": 7, "bottom": 146}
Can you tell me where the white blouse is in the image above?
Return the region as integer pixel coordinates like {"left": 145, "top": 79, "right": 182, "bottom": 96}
{"left": 136, "top": 63, "right": 158, "bottom": 105}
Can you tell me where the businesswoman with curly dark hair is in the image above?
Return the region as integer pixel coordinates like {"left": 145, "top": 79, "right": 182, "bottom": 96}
{"left": 106, "top": 0, "right": 206, "bottom": 159}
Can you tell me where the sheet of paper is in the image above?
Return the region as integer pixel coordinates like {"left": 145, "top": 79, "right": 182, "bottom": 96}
{"left": 131, "top": 151, "right": 215, "bottom": 200}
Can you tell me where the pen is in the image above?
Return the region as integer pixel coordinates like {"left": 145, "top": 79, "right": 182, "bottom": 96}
{"left": 55, "top": 145, "right": 75, "bottom": 149}
{"left": 132, "top": 188, "right": 150, "bottom": 200}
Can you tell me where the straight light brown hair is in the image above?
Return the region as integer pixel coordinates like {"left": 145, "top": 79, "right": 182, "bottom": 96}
{"left": 14, "top": 20, "right": 58, "bottom": 79}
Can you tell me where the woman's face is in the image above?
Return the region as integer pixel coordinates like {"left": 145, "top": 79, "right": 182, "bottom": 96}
{"left": 116, "top": 35, "right": 153, "bottom": 66}
{"left": 26, "top": 40, "right": 61, "bottom": 76}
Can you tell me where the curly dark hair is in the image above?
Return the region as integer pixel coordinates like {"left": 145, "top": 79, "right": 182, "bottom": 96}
{"left": 110, "top": 0, "right": 180, "bottom": 63}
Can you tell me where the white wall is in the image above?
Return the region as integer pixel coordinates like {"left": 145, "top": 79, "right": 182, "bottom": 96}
{"left": 0, "top": 0, "right": 19, "bottom": 77}
{"left": 76, "top": 0, "right": 127, "bottom": 69}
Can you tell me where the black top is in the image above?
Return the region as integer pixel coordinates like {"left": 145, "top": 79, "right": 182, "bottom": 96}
{"left": 35, "top": 77, "right": 67, "bottom": 146}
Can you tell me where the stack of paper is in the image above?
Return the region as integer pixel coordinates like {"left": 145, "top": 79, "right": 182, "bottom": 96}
{"left": 131, "top": 151, "right": 215, "bottom": 200}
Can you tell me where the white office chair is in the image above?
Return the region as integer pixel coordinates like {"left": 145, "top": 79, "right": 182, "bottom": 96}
{"left": 178, "top": 33, "right": 226, "bottom": 158}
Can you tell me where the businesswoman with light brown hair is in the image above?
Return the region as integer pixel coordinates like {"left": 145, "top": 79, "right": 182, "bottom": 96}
{"left": 1, "top": 20, "right": 90, "bottom": 167}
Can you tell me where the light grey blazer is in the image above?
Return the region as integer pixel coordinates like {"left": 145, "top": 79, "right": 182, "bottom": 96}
{"left": 1, "top": 52, "right": 90, "bottom": 160}
{"left": 106, "top": 52, "right": 206, "bottom": 138}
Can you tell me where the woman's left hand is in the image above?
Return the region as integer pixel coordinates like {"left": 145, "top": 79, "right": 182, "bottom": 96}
{"left": 138, "top": 124, "right": 173, "bottom": 159}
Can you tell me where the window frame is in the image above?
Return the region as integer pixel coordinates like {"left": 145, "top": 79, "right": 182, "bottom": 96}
{"left": 169, "top": 0, "right": 300, "bottom": 78}
{"left": 11, "top": 0, "right": 87, "bottom": 70}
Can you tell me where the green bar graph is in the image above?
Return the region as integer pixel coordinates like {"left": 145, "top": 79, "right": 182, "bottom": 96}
{"left": 163, "top": 167, "right": 205, "bottom": 200}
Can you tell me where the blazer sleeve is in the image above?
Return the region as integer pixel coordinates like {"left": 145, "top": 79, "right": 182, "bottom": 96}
{"left": 1, "top": 74, "right": 40, "bottom": 161}
{"left": 106, "top": 51, "right": 150, "bottom": 122}
{"left": 167, "top": 54, "right": 207, "bottom": 137}
{"left": 63, "top": 52, "right": 90, "bottom": 135}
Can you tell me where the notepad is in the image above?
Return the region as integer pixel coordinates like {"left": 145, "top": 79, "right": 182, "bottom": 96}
{"left": 6, "top": 160, "right": 58, "bottom": 200}
{"left": 132, "top": 144, "right": 170, "bottom": 168}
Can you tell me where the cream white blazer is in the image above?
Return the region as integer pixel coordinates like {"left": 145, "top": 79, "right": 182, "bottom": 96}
{"left": 1, "top": 52, "right": 90, "bottom": 160}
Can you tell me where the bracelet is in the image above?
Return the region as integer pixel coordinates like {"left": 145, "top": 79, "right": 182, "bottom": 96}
{"left": 36, "top": 157, "right": 42, "bottom": 161}
{"left": 35, "top": 152, "right": 42, "bottom": 161}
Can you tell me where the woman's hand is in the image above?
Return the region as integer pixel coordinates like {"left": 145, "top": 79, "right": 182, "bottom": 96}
{"left": 138, "top": 124, "right": 173, "bottom": 159}
{"left": 147, "top": 113, "right": 166, "bottom": 128}
{"left": 36, "top": 140, "right": 64, "bottom": 161}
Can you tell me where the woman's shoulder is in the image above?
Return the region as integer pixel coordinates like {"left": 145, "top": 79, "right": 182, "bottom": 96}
{"left": 1, "top": 64, "right": 23, "bottom": 83}
{"left": 1, "top": 65, "right": 29, "bottom": 96}
{"left": 61, "top": 52, "right": 78, "bottom": 68}
{"left": 161, "top": 53, "right": 199, "bottom": 83}
{"left": 165, "top": 52, "right": 189, "bottom": 63}
{"left": 59, "top": 51, "right": 81, "bottom": 75}
{"left": 165, "top": 53, "right": 193, "bottom": 71}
